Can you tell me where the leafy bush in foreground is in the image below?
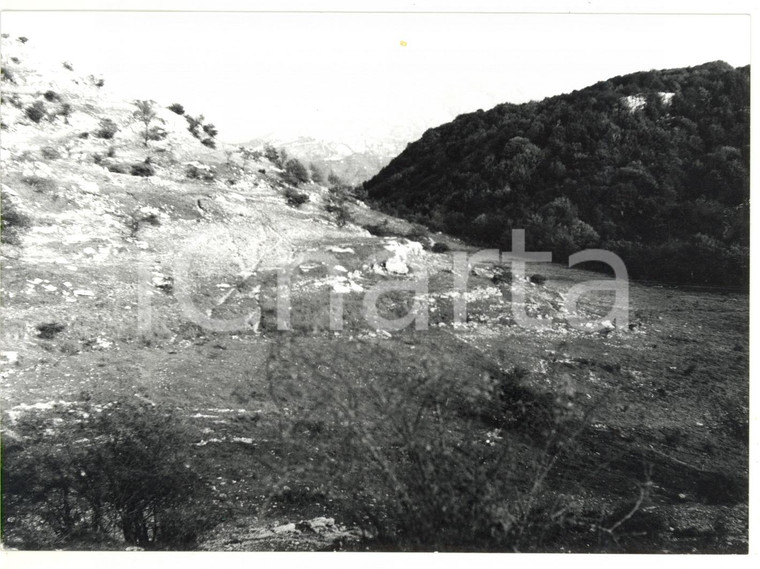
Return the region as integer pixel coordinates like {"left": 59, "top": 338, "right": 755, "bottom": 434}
{"left": 264, "top": 339, "right": 591, "bottom": 551}
{"left": 2, "top": 398, "right": 218, "bottom": 549}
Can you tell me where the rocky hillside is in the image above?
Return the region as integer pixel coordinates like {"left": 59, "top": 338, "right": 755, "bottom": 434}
{"left": 364, "top": 61, "right": 750, "bottom": 287}
{"left": 0, "top": 37, "right": 748, "bottom": 553}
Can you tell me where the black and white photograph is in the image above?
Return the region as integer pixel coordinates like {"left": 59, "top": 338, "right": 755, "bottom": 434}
{"left": 0, "top": 0, "right": 754, "bottom": 562}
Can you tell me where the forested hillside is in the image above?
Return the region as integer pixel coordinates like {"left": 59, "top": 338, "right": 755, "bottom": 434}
{"left": 364, "top": 61, "right": 750, "bottom": 286}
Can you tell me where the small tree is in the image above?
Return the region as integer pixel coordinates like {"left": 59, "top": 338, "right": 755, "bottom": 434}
{"left": 132, "top": 100, "right": 160, "bottom": 147}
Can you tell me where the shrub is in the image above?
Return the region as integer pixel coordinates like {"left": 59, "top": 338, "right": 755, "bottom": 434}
{"left": 106, "top": 163, "right": 128, "bottom": 174}
{"left": 43, "top": 90, "right": 61, "bottom": 102}
{"left": 432, "top": 242, "right": 450, "bottom": 253}
{"left": 1, "top": 188, "right": 30, "bottom": 245}
{"left": 25, "top": 101, "right": 46, "bottom": 123}
{"left": 3, "top": 398, "right": 219, "bottom": 549}
{"left": 363, "top": 221, "right": 396, "bottom": 237}
{"left": 22, "top": 176, "right": 57, "bottom": 193}
{"left": 263, "top": 144, "right": 281, "bottom": 166}
{"left": 185, "top": 163, "right": 215, "bottom": 182}
{"left": 309, "top": 163, "right": 325, "bottom": 184}
{"left": 265, "top": 342, "right": 582, "bottom": 551}
{"left": 40, "top": 146, "right": 62, "bottom": 160}
{"left": 90, "top": 75, "right": 105, "bottom": 88}
{"left": 529, "top": 274, "right": 547, "bottom": 285}
{"left": 491, "top": 266, "right": 512, "bottom": 285}
{"left": 283, "top": 187, "right": 310, "bottom": 208}
{"left": 18, "top": 36, "right": 28, "bottom": 44}
{"left": 62, "top": 61, "right": 73, "bottom": 71}
{"left": 147, "top": 126, "right": 168, "bottom": 141}
{"left": 130, "top": 162, "right": 155, "bottom": 177}
{"left": 58, "top": 103, "right": 72, "bottom": 123}
{"left": 407, "top": 223, "right": 429, "bottom": 241}
{"left": 36, "top": 322, "right": 66, "bottom": 339}
{"left": 167, "top": 103, "right": 185, "bottom": 115}
{"left": 202, "top": 123, "right": 218, "bottom": 138}
{"left": 325, "top": 201, "right": 350, "bottom": 227}
{"left": 283, "top": 158, "right": 310, "bottom": 185}
{"left": 1, "top": 67, "right": 16, "bottom": 84}
{"left": 94, "top": 118, "right": 119, "bottom": 140}
{"left": 200, "top": 138, "right": 216, "bottom": 149}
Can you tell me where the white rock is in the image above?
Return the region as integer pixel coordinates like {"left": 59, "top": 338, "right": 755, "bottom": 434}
{"left": 385, "top": 257, "right": 409, "bottom": 275}
{"left": 0, "top": 351, "right": 19, "bottom": 365}
{"left": 78, "top": 180, "right": 99, "bottom": 194}
{"left": 327, "top": 246, "right": 355, "bottom": 254}
{"left": 73, "top": 289, "right": 94, "bottom": 297}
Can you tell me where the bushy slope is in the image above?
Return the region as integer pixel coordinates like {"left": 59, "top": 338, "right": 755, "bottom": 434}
{"left": 364, "top": 61, "right": 750, "bottom": 286}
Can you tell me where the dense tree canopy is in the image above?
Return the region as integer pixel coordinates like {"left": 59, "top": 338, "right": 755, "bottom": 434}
{"left": 364, "top": 61, "right": 749, "bottom": 286}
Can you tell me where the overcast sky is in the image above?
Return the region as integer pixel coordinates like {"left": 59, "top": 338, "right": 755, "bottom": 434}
{"left": 1, "top": 10, "right": 751, "bottom": 147}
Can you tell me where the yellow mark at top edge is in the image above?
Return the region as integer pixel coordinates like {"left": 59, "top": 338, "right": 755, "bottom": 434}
{"left": 400, "top": 40, "right": 407, "bottom": 47}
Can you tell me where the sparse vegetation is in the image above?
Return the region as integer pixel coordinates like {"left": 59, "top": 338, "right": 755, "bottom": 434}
{"left": 530, "top": 274, "right": 547, "bottom": 285}
{"left": 432, "top": 242, "right": 450, "bottom": 253}
{"left": 40, "top": 146, "right": 62, "bottom": 160}
{"left": 43, "top": 90, "right": 61, "bottom": 102}
{"left": 22, "top": 175, "right": 57, "bottom": 193}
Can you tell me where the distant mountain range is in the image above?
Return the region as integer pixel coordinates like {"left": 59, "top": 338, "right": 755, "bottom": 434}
{"left": 241, "top": 135, "right": 410, "bottom": 185}
{"left": 363, "top": 61, "right": 750, "bottom": 286}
